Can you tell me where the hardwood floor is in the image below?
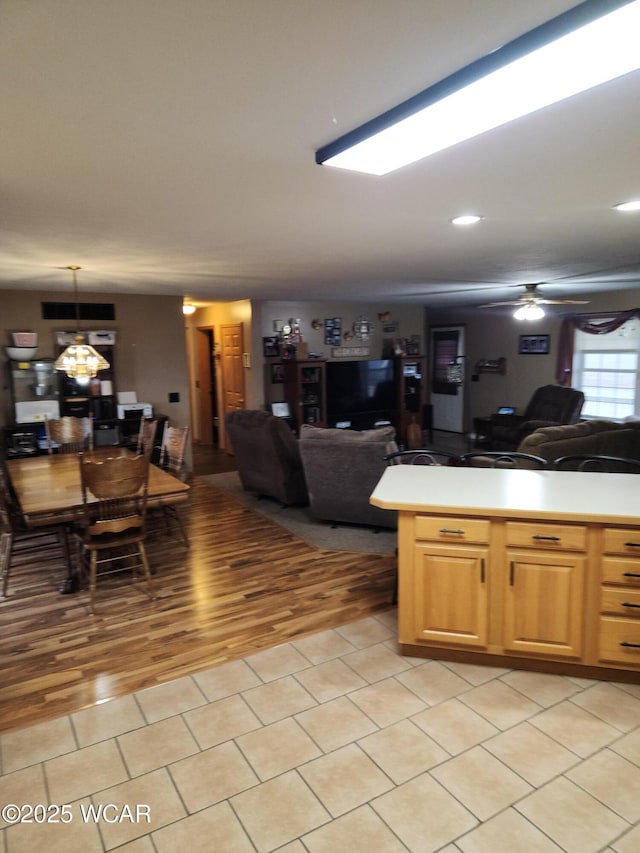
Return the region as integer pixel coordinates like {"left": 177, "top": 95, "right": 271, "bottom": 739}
{"left": 0, "top": 472, "right": 395, "bottom": 734}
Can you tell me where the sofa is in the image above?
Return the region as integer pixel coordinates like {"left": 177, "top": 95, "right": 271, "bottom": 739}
{"left": 518, "top": 418, "right": 640, "bottom": 462}
{"left": 298, "top": 424, "right": 399, "bottom": 529}
{"left": 225, "top": 410, "right": 308, "bottom": 505}
{"left": 480, "top": 384, "right": 585, "bottom": 451}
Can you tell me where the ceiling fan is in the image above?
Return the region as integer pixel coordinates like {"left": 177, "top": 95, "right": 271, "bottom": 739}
{"left": 477, "top": 283, "right": 590, "bottom": 311}
{"left": 478, "top": 283, "right": 591, "bottom": 319}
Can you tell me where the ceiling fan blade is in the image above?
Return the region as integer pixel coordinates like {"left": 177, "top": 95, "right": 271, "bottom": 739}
{"left": 538, "top": 298, "right": 590, "bottom": 305}
{"left": 477, "top": 300, "right": 523, "bottom": 308}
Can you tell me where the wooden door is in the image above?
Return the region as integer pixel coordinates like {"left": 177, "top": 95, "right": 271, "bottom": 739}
{"left": 504, "top": 551, "right": 585, "bottom": 658}
{"left": 413, "top": 543, "right": 488, "bottom": 647}
{"left": 429, "top": 325, "right": 466, "bottom": 433}
{"left": 221, "top": 323, "right": 245, "bottom": 420}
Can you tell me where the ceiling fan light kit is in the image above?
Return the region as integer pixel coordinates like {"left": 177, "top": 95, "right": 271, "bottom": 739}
{"left": 514, "top": 303, "right": 545, "bottom": 320}
{"left": 316, "top": 0, "right": 640, "bottom": 176}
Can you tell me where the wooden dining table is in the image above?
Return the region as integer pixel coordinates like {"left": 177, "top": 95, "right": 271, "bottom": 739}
{"left": 6, "top": 447, "right": 191, "bottom": 594}
{"left": 6, "top": 446, "right": 190, "bottom": 527}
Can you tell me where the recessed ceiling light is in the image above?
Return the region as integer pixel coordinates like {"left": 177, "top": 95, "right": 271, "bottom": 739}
{"left": 613, "top": 200, "right": 640, "bottom": 212}
{"left": 451, "top": 214, "right": 482, "bottom": 226}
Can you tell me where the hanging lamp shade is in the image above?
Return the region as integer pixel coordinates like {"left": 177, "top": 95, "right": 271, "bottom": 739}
{"left": 54, "top": 266, "right": 110, "bottom": 385}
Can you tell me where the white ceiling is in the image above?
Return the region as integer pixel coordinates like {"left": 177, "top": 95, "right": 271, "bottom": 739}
{"left": 2, "top": 0, "right": 639, "bottom": 308}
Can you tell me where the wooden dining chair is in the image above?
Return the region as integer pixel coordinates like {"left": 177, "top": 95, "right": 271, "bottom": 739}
{"left": 76, "top": 452, "right": 154, "bottom": 613}
{"left": 153, "top": 425, "right": 190, "bottom": 546}
{"left": 136, "top": 418, "right": 158, "bottom": 458}
{"left": 0, "top": 462, "right": 71, "bottom": 597}
{"left": 45, "top": 416, "right": 93, "bottom": 454}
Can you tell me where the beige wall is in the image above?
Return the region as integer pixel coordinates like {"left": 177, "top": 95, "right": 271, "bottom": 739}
{"left": 184, "top": 298, "right": 425, "bottom": 447}
{"left": 1, "top": 289, "right": 191, "bottom": 460}
{"left": 254, "top": 300, "right": 425, "bottom": 408}
{"left": 427, "top": 286, "right": 640, "bottom": 426}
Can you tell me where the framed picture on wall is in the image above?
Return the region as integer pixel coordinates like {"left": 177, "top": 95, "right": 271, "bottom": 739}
{"left": 263, "top": 336, "right": 281, "bottom": 358}
{"left": 324, "top": 318, "right": 341, "bottom": 346}
{"left": 519, "top": 334, "right": 550, "bottom": 354}
{"left": 270, "top": 362, "right": 284, "bottom": 383}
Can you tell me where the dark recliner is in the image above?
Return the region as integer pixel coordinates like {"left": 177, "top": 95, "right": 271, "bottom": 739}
{"left": 225, "top": 410, "right": 308, "bottom": 506}
{"left": 483, "top": 385, "right": 585, "bottom": 451}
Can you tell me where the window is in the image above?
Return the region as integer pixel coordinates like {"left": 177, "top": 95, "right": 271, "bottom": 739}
{"left": 572, "top": 320, "right": 640, "bottom": 420}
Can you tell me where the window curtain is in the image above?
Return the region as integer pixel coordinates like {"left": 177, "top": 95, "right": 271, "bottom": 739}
{"left": 555, "top": 308, "right": 640, "bottom": 385}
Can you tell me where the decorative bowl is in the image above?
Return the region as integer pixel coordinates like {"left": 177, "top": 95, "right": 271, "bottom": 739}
{"left": 6, "top": 346, "right": 39, "bottom": 360}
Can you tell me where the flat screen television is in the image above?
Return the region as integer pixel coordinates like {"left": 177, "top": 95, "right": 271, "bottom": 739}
{"left": 326, "top": 359, "right": 396, "bottom": 429}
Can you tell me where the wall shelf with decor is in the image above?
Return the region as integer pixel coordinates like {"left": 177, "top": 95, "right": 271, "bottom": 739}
{"left": 282, "top": 359, "right": 327, "bottom": 429}
{"left": 394, "top": 354, "right": 426, "bottom": 447}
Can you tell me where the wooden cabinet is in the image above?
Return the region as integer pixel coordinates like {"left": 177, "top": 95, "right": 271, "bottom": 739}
{"left": 598, "top": 528, "right": 640, "bottom": 666}
{"left": 409, "top": 515, "right": 586, "bottom": 659}
{"left": 412, "top": 516, "right": 488, "bottom": 647}
{"left": 394, "top": 356, "right": 425, "bottom": 446}
{"left": 379, "top": 465, "right": 640, "bottom": 679}
{"left": 504, "top": 520, "right": 586, "bottom": 658}
{"left": 282, "top": 360, "right": 326, "bottom": 429}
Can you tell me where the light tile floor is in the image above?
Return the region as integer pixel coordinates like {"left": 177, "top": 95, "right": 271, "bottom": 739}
{"left": 1, "top": 609, "right": 639, "bottom": 852}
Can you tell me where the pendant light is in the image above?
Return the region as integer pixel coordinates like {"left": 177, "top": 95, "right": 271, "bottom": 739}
{"left": 54, "top": 265, "right": 110, "bottom": 385}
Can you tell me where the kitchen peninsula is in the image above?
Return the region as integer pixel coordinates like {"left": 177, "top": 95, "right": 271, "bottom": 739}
{"left": 370, "top": 465, "right": 640, "bottom": 681}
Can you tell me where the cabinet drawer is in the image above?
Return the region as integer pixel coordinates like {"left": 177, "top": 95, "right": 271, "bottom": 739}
{"left": 602, "top": 528, "right": 640, "bottom": 556}
{"left": 414, "top": 515, "right": 490, "bottom": 544}
{"left": 598, "top": 617, "right": 640, "bottom": 666}
{"left": 601, "top": 586, "right": 640, "bottom": 617}
{"left": 505, "top": 522, "right": 586, "bottom": 551}
{"left": 601, "top": 557, "right": 640, "bottom": 586}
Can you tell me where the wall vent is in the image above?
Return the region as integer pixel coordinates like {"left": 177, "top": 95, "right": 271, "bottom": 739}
{"left": 41, "top": 302, "right": 116, "bottom": 321}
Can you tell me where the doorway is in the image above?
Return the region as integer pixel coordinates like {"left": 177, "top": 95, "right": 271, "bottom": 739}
{"left": 429, "top": 325, "right": 466, "bottom": 433}
{"left": 195, "top": 327, "right": 218, "bottom": 445}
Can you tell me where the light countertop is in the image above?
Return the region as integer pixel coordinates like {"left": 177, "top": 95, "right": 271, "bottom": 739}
{"left": 370, "top": 465, "right": 640, "bottom": 526}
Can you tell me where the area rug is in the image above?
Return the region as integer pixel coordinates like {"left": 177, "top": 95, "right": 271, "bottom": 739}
{"left": 198, "top": 472, "right": 396, "bottom": 555}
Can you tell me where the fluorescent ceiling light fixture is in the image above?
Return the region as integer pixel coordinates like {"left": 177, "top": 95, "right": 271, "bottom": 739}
{"left": 316, "top": 0, "right": 640, "bottom": 176}
{"left": 514, "top": 303, "right": 545, "bottom": 321}
{"left": 451, "top": 214, "right": 482, "bottom": 226}
{"left": 613, "top": 199, "right": 640, "bottom": 211}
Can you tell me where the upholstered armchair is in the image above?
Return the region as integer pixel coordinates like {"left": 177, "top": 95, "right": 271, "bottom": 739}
{"left": 225, "top": 410, "right": 308, "bottom": 506}
{"left": 480, "top": 384, "right": 585, "bottom": 451}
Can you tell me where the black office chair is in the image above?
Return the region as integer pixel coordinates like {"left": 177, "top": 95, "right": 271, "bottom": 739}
{"left": 553, "top": 454, "right": 640, "bottom": 473}
{"left": 459, "top": 451, "right": 549, "bottom": 469}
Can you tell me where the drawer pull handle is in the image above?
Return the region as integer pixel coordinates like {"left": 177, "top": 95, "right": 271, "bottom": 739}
{"left": 620, "top": 641, "right": 640, "bottom": 649}
{"left": 439, "top": 528, "right": 465, "bottom": 535}
{"left": 623, "top": 572, "right": 640, "bottom": 578}
{"left": 622, "top": 602, "right": 640, "bottom": 609}
{"left": 532, "top": 535, "right": 560, "bottom": 541}
{"left": 625, "top": 542, "right": 640, "bottom": 548}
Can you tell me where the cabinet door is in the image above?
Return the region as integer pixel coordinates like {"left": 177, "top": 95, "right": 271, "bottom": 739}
{"left": 504, "top": 551, "right": 585, "bottom": 658}
{"left": 413, "top": 543, "right": 488, "bottom": 647}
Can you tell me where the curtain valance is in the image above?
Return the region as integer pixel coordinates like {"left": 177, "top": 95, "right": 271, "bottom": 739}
{"left": 555, "top": 309, "right": 640, "bottom": 385}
